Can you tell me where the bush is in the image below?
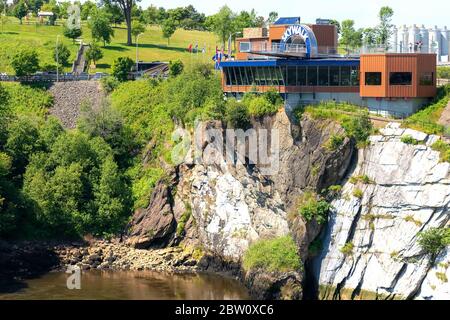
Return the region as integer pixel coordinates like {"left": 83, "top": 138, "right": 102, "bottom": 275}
{"left": 325, "top": 134, "right": 345, "bottom": 151}
{"left": 353, "top": 188, "right": 364, "bottom": 199}
{"left": 297, "top": 191, "right": 331, "bottom": 225}
{"left": 11, "top": 49, "right": 40, "bottom": 76}
{"left": 431, "top": 140, "right": 450, "bottom": 163}
{"left": 401, "top": 135, "right": 419, "bottom": 145}
{"left": 225, "top": 99, "right": 250, "bottom": 129}
{"left": 243, "top": 236, "right": 301, "bottom": 272}
{"left": 54, "top": 42, "right": 71, "bottom": 66}
{"left": 176, "top": 203, "right": 192, "bottom": 236}
{"left": 169, "top": 60, "right": 184, "bottom": 77}
{"left": 340, "top": 242, "right": 354, "bottom": 255}
{"left": 418, "top": 228, "right": 450, "bottom": 257}
{"left": 112, "top": 57, "right": 134, "bottom": 82}
{"left": 100, "top": 76, "right": 120, "bottom": 94}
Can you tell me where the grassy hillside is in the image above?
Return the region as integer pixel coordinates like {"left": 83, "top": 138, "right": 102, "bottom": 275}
{"left": 0, "top": 18, "right": 219, "bottom": 74}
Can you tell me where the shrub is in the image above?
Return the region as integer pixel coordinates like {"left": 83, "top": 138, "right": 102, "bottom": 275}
{"left": 169, "top": 60, "right": 184, "bottom": 77}
{"left": 349, "top": 175, "right": 374, "bottom": 185}
{"left": 100, "top": 76, "right": 120, "bottom": 94}
{"left": 11, "top": 49, "right": 40, "bottom": 76}
{"left": 225, "top": 99, "right": 250, "bottom": 129}
{"left": 247, "top": 96, "right": 279, "bottom": 117}
{"left": 297, "top": 191, "right": 331, "bottom": 225}
{"left": 328, "top": 185, "right": 343, "bottom": 197}
{"left": 112, "top": 57, "right": 134, "bottom": 82}
{"left": 86, "top": 43, "right": 104, "bottom": 66}
{"left": 418, "top": 228, "right": 450, "bottom": 257}
{"left": 401, "top": 135, "right": 419, "bottom": 145}
{"left": 353, "top": 188, "right": 364, "bottom": 199}
{"left": 54, "top": 42, "right": 71, "bottom": 66}
{"left": 340, "top": 242, "right": 354, "bottom": 255}
{"left": 325, "top": 134, "right": 345, "bottom": 151}
{"left": 431, "top": 140, "right": 450, "bottom": 163}
{"left": 243, "top": 236, "right": 301, "bottom": 272}
{"left": 176, "top": 203, "right": 192, "bottom": 236}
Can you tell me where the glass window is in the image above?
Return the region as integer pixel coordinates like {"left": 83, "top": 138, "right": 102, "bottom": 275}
{"left": 318, "top": 66, "right": 329, "bottom": 86}
{"left": 365, "top": 72, "right": 381, "bottom": 86}
{"left": 390, "top": 72, "right": 412, "bottom": 85}
{"left": 225, "top": 68, "right": 232, "bottom": 86}
{"left": 240, "top": 68, "right": 249, "bottom": 86}
{"left": 287, "top": 67, "right": 297, "bottom": 86}
{"left": 298, "top": 67, "right": 307, "bottom": 86}
{"left": 246, "top": 67, "right": 254, "bottom": 85}
{"left": 228, "top": 68, "right": 236, "bottom": 85}
{"left": 340, "top": 67, "right": 351, "bottom": 86}
{"left": 419, "top": 72, "right": 433, "bottom": 86}
{"left": 307, "top": 66, "right": 318, "bottom": 86}
{"left": 239, "top": 42, "right": 251, "bottom": 53}
{"left": 330, "top": 66, "right": 340, "bottom": 86}
{"left": 351, "top": 67, "right": 360, "bottom": 86}
{"left": 236, "top": 68, "right": 243, "bottom": 85}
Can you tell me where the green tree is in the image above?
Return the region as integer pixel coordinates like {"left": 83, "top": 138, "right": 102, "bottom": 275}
{"left": 207, "top": 6, "right": 236, "bottom": 48}
{"left": 169, "top": 60, "right": 184, "bottom": 77}
{"left": 109, "top": 0, "right": 141, "bottom": 46}
{"left": 363, "top": 28, "right": 377, "bottom": 46}
{"left": 330, "top": 19, "right": 341, "bottom": 35}
{"left": 86, "top": 43, "right": 103, "bottom": 66}
{"left": 340, "top": 19, "right": 362, "bottom": 50}
{"left": 80, "top": 0, "right": 96, "bottom": 20}
{"left": 161, "top": 17, "right": 177, "bottom": 45}
{"left": 267, "top": 11, "right": 278, "bottom": 24}
{"left": 376, "top": 6, "right": 394, "bottom": 48}
{"left": 63, "top": 25, "right": 82, "bottom": 44}
{"left": 11, "top": 49, "right": 40, "bottom": 76}
{"left": 131, "top": 20, "right": 145, "bottom": 43}
{"left": 104, "top": 2, "right": 124, "bottom": 26}
{"left": 13, "top": 0, "right": 27, "bottom": 25}
{"left": 112, "top": 56, "right": 134, "bottom": 81}
{"left": 88, "top": 10, "right": 115, "bottom": 47}
{"left": 54, "top": 42, "right": 70, "bottom": 66}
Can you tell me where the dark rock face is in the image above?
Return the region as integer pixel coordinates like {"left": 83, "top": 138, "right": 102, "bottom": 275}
{"left": 126, "top": 181, "right": 176, "bottom": 249}
{"left": 244, "top": 269, "right": 303, "bottom": 300}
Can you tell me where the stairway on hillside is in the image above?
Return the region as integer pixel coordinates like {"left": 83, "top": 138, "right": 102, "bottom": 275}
{"left": 72, "top": 44, "right": 90, "bottom": 74}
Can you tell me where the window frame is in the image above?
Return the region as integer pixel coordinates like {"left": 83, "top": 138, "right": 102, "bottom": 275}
{"left": 389, "top": 72, "right": 413, "bottom": 86}
{"left": 365, "top": 72, "right": 382, "bottom": 86}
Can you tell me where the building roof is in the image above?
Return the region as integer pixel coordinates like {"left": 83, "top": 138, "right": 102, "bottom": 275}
{"left": 38, "top": 11, "right": 54, "bottom": 17}
{"left": 221, "top": 58, "right": 360, "bottom": 68}
{"left": 273, "top": 17, "right": 301, "bottom": 25}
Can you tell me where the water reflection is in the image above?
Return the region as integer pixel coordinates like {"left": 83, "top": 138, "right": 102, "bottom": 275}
{"left": 0, "top": 271, "right": 249, "bottom": 300}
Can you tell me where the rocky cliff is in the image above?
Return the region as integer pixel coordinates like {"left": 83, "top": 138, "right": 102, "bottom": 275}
{"left": 314, "top": 123, "right": 450, "bottom": 300}
{"left": 126, "top": 110, "right": 355, "bottom": 299}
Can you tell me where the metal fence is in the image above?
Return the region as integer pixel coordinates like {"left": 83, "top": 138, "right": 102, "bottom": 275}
{"left": 0, "top": 73, "right": 109, "bottom": 82}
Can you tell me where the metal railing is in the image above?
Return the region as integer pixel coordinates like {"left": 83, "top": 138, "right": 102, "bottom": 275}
{"left": 0, "top": 73, "right": 109, "bottom": 82}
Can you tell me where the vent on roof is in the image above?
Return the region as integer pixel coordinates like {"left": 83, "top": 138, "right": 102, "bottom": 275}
{"left": 273, "top": 17, "right": 301, "bottom": 25}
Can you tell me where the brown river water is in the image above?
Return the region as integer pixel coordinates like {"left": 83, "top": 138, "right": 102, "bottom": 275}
{"left": 0, "top": 270, "right": 250, "bottom": 300}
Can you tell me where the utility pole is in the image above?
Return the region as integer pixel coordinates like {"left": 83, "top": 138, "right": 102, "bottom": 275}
{"left": 56, "top": 35, "right": 60, "bottom": 82}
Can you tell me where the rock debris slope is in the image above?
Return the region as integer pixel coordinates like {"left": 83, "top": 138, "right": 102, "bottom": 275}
{"left": 315, "top": 123, "right": 450, "bottom": 300}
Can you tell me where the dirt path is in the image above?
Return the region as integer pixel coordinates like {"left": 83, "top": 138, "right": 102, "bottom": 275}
{"left": 48, "top": 81, "right": 104, "bottom": 129}
{"left": 438, "top": 100, "right": 450, "bottom": 127}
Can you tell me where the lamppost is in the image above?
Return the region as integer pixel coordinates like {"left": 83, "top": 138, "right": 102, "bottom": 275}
{"left": 136, "top": 33, "right": 144, "bottom": 77}
{"left": 228, "top": 32, "right": 242, "bottom": 58}
{"left": 56, "top": 35, "right": 60, "bottom": 82}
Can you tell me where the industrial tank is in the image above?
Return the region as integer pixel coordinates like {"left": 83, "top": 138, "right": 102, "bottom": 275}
{"left": 390, "top": 26, "right": 398, "bottom": 52}
{"left": 430, "top": 26, "right": 441, "bottom": 57}
{"left": 441, "top": 26, "right": 449, "bottom": 56}
{"left": 408, "top": 24, "right": 420, "bottom": 52}
{"left": 419, "top": 25, "right": 429, "bottom": 53}
{"left": 400, "top": 25, "right": 409, "bottom": 53}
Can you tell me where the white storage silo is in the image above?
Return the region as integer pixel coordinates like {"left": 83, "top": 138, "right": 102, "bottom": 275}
{"left": 430, "top": 26, "right": 441, "bottom": 57}
{"left": 390, "top": 26, "right": 398, "bottom": 52}
{"left": 408, "top": 24, "right": 420, "bottom": 52}
{"left": 400, "top": 25, "right": 409, "bottom": 53}
{"left": 419, "top": 25, "right": 429, "bottom": 53}
{"left": 441, "top": 26, "right": 449, "bottom": 56}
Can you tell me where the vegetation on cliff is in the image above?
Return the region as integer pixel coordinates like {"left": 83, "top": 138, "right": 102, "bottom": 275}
{"left": 243, "top": 236, "right": 301, "bottom": 272}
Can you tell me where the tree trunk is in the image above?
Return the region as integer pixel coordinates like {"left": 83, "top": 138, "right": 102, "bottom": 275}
{"left": 125, "top": 10, "right": 132, "bottom": 46}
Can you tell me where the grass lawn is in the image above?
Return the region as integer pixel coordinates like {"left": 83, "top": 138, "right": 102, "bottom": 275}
{"left": 0, "top": 18, "right": 220, "bottom": 74}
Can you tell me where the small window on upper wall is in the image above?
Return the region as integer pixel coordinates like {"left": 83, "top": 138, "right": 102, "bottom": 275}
{"left": 419, "top": 72, "right": 434, "bottom": 86}
{"left": 239, "top": 42, "right": 251, "bottom": 53}
{"left": 390, "top": 72, "right": 412, "bottom": 85}
{"left": 365, "top": 72, "right": 382, "bottom": 85}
